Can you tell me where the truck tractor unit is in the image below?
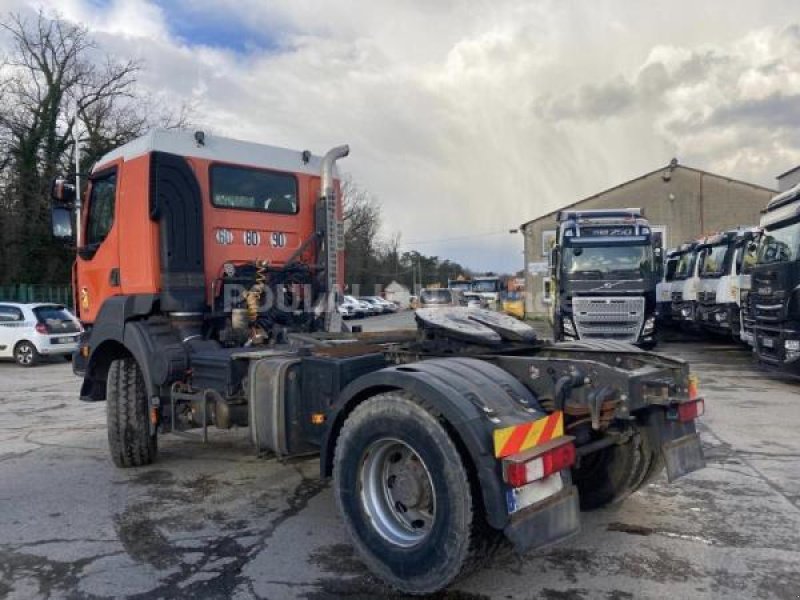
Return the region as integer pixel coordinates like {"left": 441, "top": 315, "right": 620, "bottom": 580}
{"left": 737, "top": 229, "right": 762, "bottom": 346}
{"left": 750, "top": 184, "right": 800, "bottom": 368}
{"left": 447, "top": 277, "right": 473, "bottom": 294}
{"left": 471, "top": 275, "right": 503, "bottom": 309}
{"left": 695, "top": 229, "right": 757, "bottom": 338}
{"left": 669, "top": 241, "right": 702, "bottom": 330}
{"left": 550, "top": 209, "right": 660, "bottom": 347}
{"left": 656, "top": 248, "right": 680, "bottom": 326}
{"left": 50, "top": 130, "right": 706, "bottom": 594}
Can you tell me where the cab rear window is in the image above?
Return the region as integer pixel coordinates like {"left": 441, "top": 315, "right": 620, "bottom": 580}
{"left": 211, "top": 165, "right": 299, "bottom": 214}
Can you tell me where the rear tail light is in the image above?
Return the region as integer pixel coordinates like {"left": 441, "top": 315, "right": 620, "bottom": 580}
{"left": 678, "top": 398, "right": 704, "bottom": 422}
{"left": 668, "top": 398, "right": 705, "bottom": 422}
{"left": 502, "top": 438, "right": 576, "bottom": 488}
{"left": 35, "top": 323, "right": 48, "bottom": 334}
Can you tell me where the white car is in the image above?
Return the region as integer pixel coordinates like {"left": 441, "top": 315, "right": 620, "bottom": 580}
{"left": 343, "top": 296, "right": 369, "bottom": 318}
{"left": 0, "top": 303, "right": 83, "bottom": 366}
{"left": 369, "top": 296, "right": 398, "bottom": 312}
{"left": 337, "top": 303, "right": 356, "bottom": 319}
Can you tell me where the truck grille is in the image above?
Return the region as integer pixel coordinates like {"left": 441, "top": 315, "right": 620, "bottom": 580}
{"left": 572, "top": 297, "right": 645, "bottom": 342}
{"left": 754, "top": 302, "right": 783, "bottom": 323}
{"left": 698, "top": 290, "right": 716, "bottom": 305}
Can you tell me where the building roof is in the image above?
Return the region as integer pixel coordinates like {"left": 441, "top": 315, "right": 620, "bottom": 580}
{"left": 519, "top": 162, "right": 776, "bottom": 230}
{"left": 776, "top": 164, "right": 800, "bottom": 180}
{"left": 95, "top": 128, "right": 335, "bottom": 177}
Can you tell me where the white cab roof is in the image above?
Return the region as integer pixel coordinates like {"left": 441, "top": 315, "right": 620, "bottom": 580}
{"left": 94, "top": 129, "right": 334, "bottom": 177}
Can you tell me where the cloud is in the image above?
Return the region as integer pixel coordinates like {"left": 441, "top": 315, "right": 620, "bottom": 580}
{"left": 5, "top": 0, "right": 800, "bottom": 273}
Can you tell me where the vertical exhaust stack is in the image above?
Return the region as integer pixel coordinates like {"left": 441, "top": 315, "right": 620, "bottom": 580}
{"left": 320, "top": 145, "right": 349, "bottom": 332}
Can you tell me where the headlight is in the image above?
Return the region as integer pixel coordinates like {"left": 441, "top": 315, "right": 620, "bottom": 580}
{"left": 714, "top": 312, "right": 728, "bottom": 322}
{"left": 785, "top": 340, "right": 800, "bottom": 352}
{"left": 563, "top": 318, "right": 576, "bottom": 336}
{"left": 643, "top": 315, "right": 655, "bottom": 333}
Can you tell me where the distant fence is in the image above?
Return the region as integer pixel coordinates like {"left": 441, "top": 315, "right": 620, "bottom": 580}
{"left": 0, "top": 284, "right": 73, "bottom": 308}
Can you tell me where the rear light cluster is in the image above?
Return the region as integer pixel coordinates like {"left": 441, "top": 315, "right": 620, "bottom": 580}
{"left": 35, "top": 323, "right": 48, "bottom": 334}
{"left": 669, "top": 398, "right": 705, "bottom": 423}
{"left": 502, "top": 438, "right": 576, "bottom": 488}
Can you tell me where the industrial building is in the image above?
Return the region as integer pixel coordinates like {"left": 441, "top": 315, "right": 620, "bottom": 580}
{"left": 519, "top": 159, "right": 776, "bottom": 318}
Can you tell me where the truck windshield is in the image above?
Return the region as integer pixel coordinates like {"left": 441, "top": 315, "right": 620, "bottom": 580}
{"left": 758, "top": 221, "right": 800, "bottom": 264}
{"left": 674, "top": 251, "right": 697, "bottom": 280}
{"left": 472, "top": 280, "right": 499, "bottom": 292}
{"left": 664, "top": 258, "right": 679, "bottom": 281}
{"left": 562, "top": 244, "right": 653, "bottom": 280}
{"left": 700, "top": 244, "right": 729, "bottom": 277}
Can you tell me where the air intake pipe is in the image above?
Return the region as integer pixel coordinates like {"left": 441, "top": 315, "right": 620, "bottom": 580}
{"left": 319, "top": 145, "right": 349, "bottom": 332}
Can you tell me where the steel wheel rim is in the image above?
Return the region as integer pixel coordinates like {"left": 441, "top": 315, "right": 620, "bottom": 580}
{"left": 17, "top": 345, "right": 32, "bottom": 364}
{"left": 359, "top": 438, "right": 436, "bottom": 548}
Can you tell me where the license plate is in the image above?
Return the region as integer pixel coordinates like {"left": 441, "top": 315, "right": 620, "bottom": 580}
{"left": 505, "top": 473, "right": 564, "bottom": 514}
{"left": 758, "top": 287, "right": 771, "bottom": 295}
{"left": 761, "top": 337, "right": 774, "bottom": 348}
{"left": 57, "top": 336, "right": 74, "bottom": 344}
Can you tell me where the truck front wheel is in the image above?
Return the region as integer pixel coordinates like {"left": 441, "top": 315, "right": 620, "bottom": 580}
{"left": 333, "top": 392, "right": 485, "bottom": 594}
{"left": 107, "top": 357, "right": 157, "bottom": 468}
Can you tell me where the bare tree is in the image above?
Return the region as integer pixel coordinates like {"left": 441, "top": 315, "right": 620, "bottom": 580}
{"left": 342, "top": 176, "right": 382, "bottom": 289}
{"left": 0, "top": 10, "right": 190, "bottom": 283}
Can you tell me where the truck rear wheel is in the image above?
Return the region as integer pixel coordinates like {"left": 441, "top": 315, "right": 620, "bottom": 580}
{"left": 573, "top": 432, "right": 655, "bottom": 510}
{"left": 333, "top": 392, "right": 483, "bottom": 594}
{"left": 107, "top": 357, "right": 157, "bottom": 468}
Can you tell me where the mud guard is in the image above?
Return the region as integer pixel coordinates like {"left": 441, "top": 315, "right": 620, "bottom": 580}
{"left": 639, "top": 406, "right": 706, "bottom": 482}
{"left": 322, "top": 357, "right": 548, "bottom": 530}
{"left": 662, "top": 433, "right": 706, "bottom": 482}
{"left": 504, "top": 486, "right": 581, "bottom": 553}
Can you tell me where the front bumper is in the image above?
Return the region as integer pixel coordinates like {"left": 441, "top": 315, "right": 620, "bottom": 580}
{"left": 753, "top": 323, "right": 800, "bottom": 367}
{"left": 696, "top": 303, "right": 734, "bottom": 332}
{"left": 504, "top": 485, "right": 580, "bottom": 553}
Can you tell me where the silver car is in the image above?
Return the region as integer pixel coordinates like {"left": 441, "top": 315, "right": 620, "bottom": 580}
{"left": 0, "top": 303, "right": 83, "bottom": 366}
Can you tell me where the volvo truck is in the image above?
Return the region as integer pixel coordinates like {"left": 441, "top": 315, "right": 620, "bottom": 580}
{"left": 550, "top": 209, "right": 660, "bottom": 347}
{"left": 50, "top": 130, "right": 705, "bottom": 594}
{"left": 750, "top": 184, "right": 800, "bottom": 368}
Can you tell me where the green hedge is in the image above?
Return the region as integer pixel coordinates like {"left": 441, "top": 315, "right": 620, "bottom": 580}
{"left": 0, "top": 284, "right": 73, "bottom": 308}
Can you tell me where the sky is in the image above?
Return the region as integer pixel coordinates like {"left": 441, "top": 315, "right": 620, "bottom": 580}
{"left": 3, "top": 0, "right": 800, "bottom": 273}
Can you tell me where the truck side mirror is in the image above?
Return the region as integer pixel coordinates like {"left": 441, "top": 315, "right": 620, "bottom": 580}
{"left": 51, "top": 206, "right": 74, "bottom": 240}
{"left": 51, "top": 177, "right": 76, "bottom": 205}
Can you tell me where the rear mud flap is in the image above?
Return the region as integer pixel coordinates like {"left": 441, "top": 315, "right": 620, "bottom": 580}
{"left": 662, "top": 433, "right": 705, "bottom": 482}
{"left": 504, "top": 486, "right": 580, "bottom": 554}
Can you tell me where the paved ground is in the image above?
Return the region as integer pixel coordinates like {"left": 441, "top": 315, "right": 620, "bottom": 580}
{"left": 2, "top": 313, "right": 799, "bottom": 599}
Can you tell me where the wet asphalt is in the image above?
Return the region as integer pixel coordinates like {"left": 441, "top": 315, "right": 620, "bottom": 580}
{"left": 1, "top": 313, "right": 799, "bottom": 599}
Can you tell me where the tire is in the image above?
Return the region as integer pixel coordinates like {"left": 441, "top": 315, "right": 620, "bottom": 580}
{"left": 572, "top": 432, "right": 653, "bottom": 510}
{"left": 333, "top": 392, "right": 484, "bottom": 594}
{"left": 107, "top": 357, "right": 157, "bottom": 468}
{"left": 14, "top": 341, "right": 39, "bottom": 367}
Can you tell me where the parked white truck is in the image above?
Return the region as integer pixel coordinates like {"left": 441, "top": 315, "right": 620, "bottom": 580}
{"left": 696, "top": 228, "right": 761, "bottom": 340}
{"left": 670, "top": 241, "right": 702, "bottom": 330}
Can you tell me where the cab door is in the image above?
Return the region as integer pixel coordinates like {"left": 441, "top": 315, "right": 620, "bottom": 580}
{"left": 75, "top": 168, "right": 121, "bottom": 323}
